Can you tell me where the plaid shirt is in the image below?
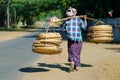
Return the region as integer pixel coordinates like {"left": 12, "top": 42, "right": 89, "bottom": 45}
{"left": 60, "top": 17, "right": 87, "bottom": 42}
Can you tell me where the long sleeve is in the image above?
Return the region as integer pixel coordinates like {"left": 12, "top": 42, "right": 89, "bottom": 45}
{"left": 59, "top": 21, "right": 66, "bottom": 32}
{"left": 81, "top": 20, "right": 87, "bottom": 30}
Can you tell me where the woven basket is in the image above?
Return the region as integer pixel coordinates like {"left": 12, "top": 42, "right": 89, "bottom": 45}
{"left": 32, "top": 32, "right": 62, "bottom": 55}
{"left": 87, "top": 25, "right": 113, "bottom": 43}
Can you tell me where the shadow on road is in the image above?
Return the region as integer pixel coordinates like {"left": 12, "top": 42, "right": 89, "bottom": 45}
{"left": 65, "top": 63, "right": 93, "bottom": 67}
{"left": 19, "top": 62, "right": 92, "bottom": 73}
{"left": 19, "top": 67, "right": 50, "bottom": 73}
{"left": 105, "top": 47, "right": 120, "bottom": 52}
{"left": 81, "top": 63, "right": 93, "bottom": 67}
{"left": 37, "top": 63, "right": 69, "bottom": 72}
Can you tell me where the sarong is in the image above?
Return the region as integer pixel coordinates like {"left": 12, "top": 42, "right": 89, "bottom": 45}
{"left": 68, "top": 39, "right": 82, "bottom": 66}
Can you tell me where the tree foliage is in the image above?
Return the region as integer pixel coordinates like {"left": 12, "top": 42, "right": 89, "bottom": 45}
{"left": 0, "top": 0, "right": 120, "bottom": 27}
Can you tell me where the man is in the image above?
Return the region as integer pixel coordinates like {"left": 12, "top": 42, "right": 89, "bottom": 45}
{"left": 60, "top": 6, "right": 87, "bottom": 72}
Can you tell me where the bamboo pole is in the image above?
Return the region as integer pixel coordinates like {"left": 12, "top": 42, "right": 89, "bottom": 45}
{"left": 52, "top": 15, "right": 105, "bottom": 23}
{"left": 45, "top": 15, "right": 106, "bottom": 32}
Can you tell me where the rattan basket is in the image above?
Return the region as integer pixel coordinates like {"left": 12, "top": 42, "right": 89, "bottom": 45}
{"left": 32, "top": 32, "right": 62, "bottom": 55}
{"left": 87, "top": 25, "right": 113, "bottom": 43}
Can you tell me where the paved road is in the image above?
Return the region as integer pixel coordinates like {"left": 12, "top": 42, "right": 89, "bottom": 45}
{"left": 0, "top": 31, "right": 42, "bottom": 80}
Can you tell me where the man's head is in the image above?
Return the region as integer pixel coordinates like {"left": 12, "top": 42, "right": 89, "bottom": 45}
{"left": 66, "top": 7, "right": 77, "bottom": 17}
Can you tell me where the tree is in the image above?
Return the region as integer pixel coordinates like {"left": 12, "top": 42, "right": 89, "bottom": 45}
{"left": 0, "top": 0, "right": 8, "bottom": 27}
{"left": 0, "top": 0, "right": 120, "bottom": 27}
{"left": 6, "top": 0, "right": 10, "bottom": 28}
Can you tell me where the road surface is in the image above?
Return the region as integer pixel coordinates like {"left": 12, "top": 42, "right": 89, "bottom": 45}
{"left": 0, "top": 31, "right": 41, "bottom": 80}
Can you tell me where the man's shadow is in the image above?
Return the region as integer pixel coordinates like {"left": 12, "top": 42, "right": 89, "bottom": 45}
{"left": 19, "top": 63, "right": 69, "bottom": 73}
{"left": 64, "top": 63, "right": 93, "bottom": 67}
{"left": 19, "top": 63, "right": 92, "bottom": 73}
{"left": 37, "top": 63, "right": 69, "bottom": 72}
{"left": 80, "top": 63, "right": 93, "bottom": 67}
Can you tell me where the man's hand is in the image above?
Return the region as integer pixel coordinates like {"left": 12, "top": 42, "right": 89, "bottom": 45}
{"left": 83, "top": 15, "right": 87, "bottom": 22}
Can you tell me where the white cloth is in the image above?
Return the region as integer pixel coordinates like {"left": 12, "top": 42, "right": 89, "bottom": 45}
{"left": 66, "top": 7, "right": 77, "bottom": 16}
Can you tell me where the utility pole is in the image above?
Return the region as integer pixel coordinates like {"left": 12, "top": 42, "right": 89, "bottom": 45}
{"left": 7, "top": 0, "right": 10, "bottom": 29}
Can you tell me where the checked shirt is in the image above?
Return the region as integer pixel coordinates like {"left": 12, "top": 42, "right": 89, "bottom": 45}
{"left": 60, "top": 17, "right": 87, "bottom": 42}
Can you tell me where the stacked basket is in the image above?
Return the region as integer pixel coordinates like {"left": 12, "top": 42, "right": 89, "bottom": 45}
{"left": 32, "top": 32, "right": 62, "bottom": 55}
{"left": 87, "top": 25, "right": 113, "bottom": 43}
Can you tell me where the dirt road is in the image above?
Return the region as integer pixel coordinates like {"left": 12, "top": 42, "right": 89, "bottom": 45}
{"left": 21, "top": 41, "right": 120, "bottom": 80}
{"left": 0, "top": 31, "right": 30, "bottom": 42}
{"left": 0, "top": 31, "right": 120, "bottom": 80}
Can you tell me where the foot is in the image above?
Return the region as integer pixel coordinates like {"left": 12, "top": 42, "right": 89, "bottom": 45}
{"left": 68, "top": 62, "right": 74, "bottom": 72}
{"left": 74, "top": 64, "right": 78, "bottom": 71}
{"left": 68, "top": 68, "right": 78, "bottom": 72}
{"left": 73, "top": 68, "right": 78, "bottom": 71}
{"left": 68, "top": 63, "right": 78, "bottom": 72}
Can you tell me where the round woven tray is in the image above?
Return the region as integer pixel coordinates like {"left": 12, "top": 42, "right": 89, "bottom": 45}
{"left": 88, "top": 25, "right": 112, "bottom": 31}
{"left": 38, "top": 33, "right": 61, "bottom": 39}
{"left": 87, "top": 33, "right": 113, "bottom": 37}
{"left": 32, "top": 42, "right": 58, "bottom": 47}
{"left": 32, "top": 46, "right": 62, "bottom": 55}
{"left": 89, "top": 37, "right": 113, "bottom": 43}
{"left": 36, "top": 39, "right": 62, "bottom": 45}
{"left": 93, "top": 31, "right": 112, "bottom": 33}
